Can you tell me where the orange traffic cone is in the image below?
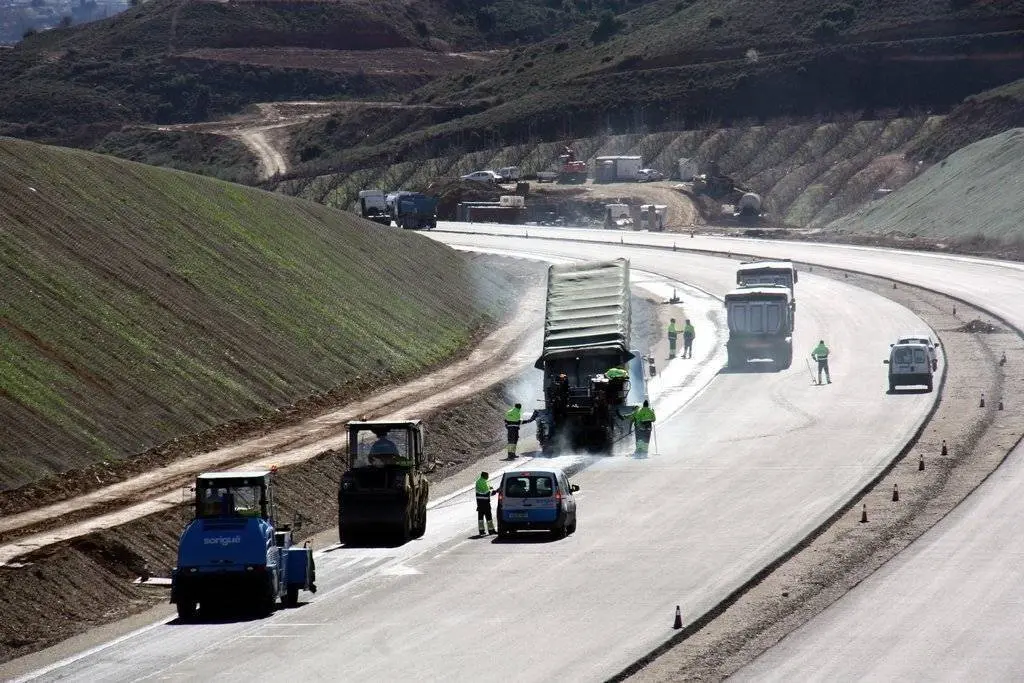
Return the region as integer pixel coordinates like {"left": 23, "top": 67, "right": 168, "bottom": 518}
{"left": 860, "top": 504, "right": 868, "bottom": 523}
{"left": 919, "top": 455, "right": 925, "bottom": 471}
{"left": 673, "top": 606, "right": 683, "bottom": 629}
{"left": 941, "top": 440, "right": 948, "bottom": 456}
{"left": 892, "top": 484, "right": 899, "bottom": 502}
{"left": 980, "top": 393, "right": 986, "bottom": 408}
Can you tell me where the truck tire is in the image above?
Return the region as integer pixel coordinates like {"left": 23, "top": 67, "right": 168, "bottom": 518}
{"left": 779, "top": 345, "right": 793, "bottom": 370}
{"left": 550, "top": 521, "right": 567, "bottom": 540}
{"left": 727, "top": 347, "right": 743, "bottom": 369}
{"left": 926, "top": 378, "right": 933, "bottom": 392}
{"left": 176, "top": 600, "right": 198, "bottom": 621}
{"left": 257, "top": 583, "right": 276, "bottom": 618}
{"left": 285, "top": 586, "right": 299, "bottom": 608}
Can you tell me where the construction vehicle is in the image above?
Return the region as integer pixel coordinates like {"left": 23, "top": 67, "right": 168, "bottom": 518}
{"left": 736, "top": 259, "right": 797, "bottom": 325}
{"left": 724, "top": 285, "right": 793, "bottom": 369}
{"left": 532, "top": 259, "right": 645, "bottom": 453}
{"left": 358, "top": 189, "right": 391, "bottom": 226}
{"left": 603, "top": 203, "right": 633, "bottom": 229}
{"left": 594, "top": 156, "right": 642, "bottom": 183}
{"left": 170, "top": 470, "right": 316, "bottom": 620}
{"left": 640, "top": 204, "right": 667, "bottom": 231}
{"left": 386, "top": 191, "right": 438, "bottom": 230}
{"left": 556, "top": 146, "right": 588, "bottom": 184}
{"left": 337, "top": 420, "right": 430, "bottom": 544}
{"left": 735, "top": 192, "right": 763, "bottom": 221}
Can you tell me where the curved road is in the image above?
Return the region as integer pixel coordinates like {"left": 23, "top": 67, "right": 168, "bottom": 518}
{"left": 9, "top": 234, "right": 937, "bottom": 682}
{"left": 443, "top": 225, "right": 1024, "bottom": 680}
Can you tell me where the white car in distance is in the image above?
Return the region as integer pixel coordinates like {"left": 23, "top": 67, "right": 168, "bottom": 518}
{"left": 461, "top": 170, "right": 502, "bottom": 184}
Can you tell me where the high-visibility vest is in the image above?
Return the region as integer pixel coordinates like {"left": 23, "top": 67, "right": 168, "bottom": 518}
{"left": 668, "top": 322, "right": 678, "bottom": 336}
{"left": 683, "top": 323, "right": 695, "bottom": 337}
{"left": 632, "top": 406, "right": 656, "bottom": 425}
{"left": 475, "top": 477, "right": 491, "bottom": 500}
{"left": 505, "top": 406, "right": 522, "bottom": 423}
{"left": 812, "top": 343, "right": 829, "bottom": 359}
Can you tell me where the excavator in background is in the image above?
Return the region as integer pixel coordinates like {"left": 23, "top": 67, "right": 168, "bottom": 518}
{"left": 556, "top": 146, "right": 588, "bottom": 184}
{"left": 690, "top": 161, "right": 764, "bottom": 222}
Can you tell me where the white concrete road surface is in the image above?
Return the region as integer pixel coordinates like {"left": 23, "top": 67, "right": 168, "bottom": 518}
{"left": 9, "top": 232, "right": 939, "bottom": 682}
{"left": 443, "top": 225, "right": 1024, "bottom": 680}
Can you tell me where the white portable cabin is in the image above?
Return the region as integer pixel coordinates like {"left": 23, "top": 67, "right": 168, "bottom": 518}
{"left": 595, "top": 156, "right": 642, "bottom": 182}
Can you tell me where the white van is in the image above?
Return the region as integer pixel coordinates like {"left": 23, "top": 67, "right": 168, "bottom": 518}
{"left": 496, "top": 467, "right": 578, "bottom": 539}
{"left": 895, "top": 333, "right": 940, "bottom": 371}
{"left": 885, "top": 342, "right": 934, "bottom": 392}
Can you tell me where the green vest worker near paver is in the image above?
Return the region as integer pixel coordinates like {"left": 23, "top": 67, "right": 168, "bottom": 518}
{"left": 504, "top": 403, "right": 537, "bottom": 459}
{"left": 682, "top": 319, "right": 696, "bottom": 359}
{"left": 812, "top": 340, "right": 831, "bottom": 385}
{"left": 629, "top": 400, "right": 656, "bottom": 457}
{"left": 474, "top": 472, "right": 497, "bottom": 536}
{"left": 667, "top": 318, "right": 678, "bottom": 358}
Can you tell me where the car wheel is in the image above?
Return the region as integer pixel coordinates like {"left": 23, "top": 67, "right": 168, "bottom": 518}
{"left": 888, "top": 383, "right": 896, "bottom": 394}
{"left": 551, "top": 521, "right": 567, "bottom": 540}
{"left": 285, "top": 586, "right": 299, "bottom": 608}
{"left": 567, "top": 516, "right": 577, "bottom": 534}
{"left": 926, "top": 379, "right": 933, "bottom": 392}
{"left": 176, "top": 600, "right": 198, "bottom": 621}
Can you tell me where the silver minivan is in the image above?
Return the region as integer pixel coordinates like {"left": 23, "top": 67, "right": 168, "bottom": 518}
{"left": 496, "top": 467, "right": 579, "bottom": 539}
{"left": 885, "top": 342, "right": 934, "bottom": 392}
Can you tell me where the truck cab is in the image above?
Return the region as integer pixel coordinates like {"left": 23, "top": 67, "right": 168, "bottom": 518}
{"left": 724, "top": 285, "right": 793, "bottom": 369}
{"left": 358, "top": 189, "right": 390, "bottom": 225}
{"left": 737, "top": 260, "right": 797, "bottom": 327}
{"left": 338, "top": 420, "right": 430, "bottom": 545}
{"left": 171, "top": 471, "right": 315, "bottom": 620}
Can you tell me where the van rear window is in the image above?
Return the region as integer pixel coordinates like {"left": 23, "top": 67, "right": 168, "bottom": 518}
{"left": 504, "top": 475, "right": 555, "bottom": 498}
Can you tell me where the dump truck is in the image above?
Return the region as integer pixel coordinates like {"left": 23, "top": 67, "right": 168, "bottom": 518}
{"left": 736, "top": 259, "right": 797, "bottom": 325}
{"left": 386, "top": 191, "right": 438, "bottom": 230}
{"left": 724, "top": 285, "right": 794, "bottom": 369}
{"left": 358, "top": 189, "right": 391, "bottom": 225}
{"left": 171, "top": 470, "right": 316, "bottom": 620}
{"left": 337, "top": 420, "right": 430, "bottom": 544}
{"left": 533, "top": 259, "right": 644, "bottom": 453}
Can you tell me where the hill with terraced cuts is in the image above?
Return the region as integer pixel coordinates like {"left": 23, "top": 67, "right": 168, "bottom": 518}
{"left": 0, "top": 136, "right": 508, "bottom": 491}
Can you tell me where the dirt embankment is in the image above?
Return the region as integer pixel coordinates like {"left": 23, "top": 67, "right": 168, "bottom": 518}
{"left": 623, "top": 266, "right": 1024, "bottom": 682}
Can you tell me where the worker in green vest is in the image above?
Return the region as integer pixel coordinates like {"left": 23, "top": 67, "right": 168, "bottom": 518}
{"left": 629, "top": 400, "right": 656, "bottom": 457}
{"left": 682, "top": 319, "right": 696, "bottom": 358}
{"left": 811, "top": 340, "right": 831, "bottom": 385}
{"left": 504, "top": 403, "right": 537, "bottom": 459}
{"left": 474, "top": 471, "right": 497, "bottom": 536}
{"left": 667, "top": 318, "right": 678, "bottom": 358}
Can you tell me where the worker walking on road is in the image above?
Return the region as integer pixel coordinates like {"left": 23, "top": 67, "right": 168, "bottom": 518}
{"left": 668, "top": 318, "right": 678, "bottom": 358}
{"left": 475, "top": 471, "right": 497, "bottom": 536}
{"left": 682, "top": 319, "right": 696, "bottom": 359}
{"left": 504, "top": 403, "right": 536, "bottom": 459}
{"left": 811, "top": 340, "right": 831, "bottom": 385}
{"left": 628, "top": 400, "right": 656, "bottom": 457}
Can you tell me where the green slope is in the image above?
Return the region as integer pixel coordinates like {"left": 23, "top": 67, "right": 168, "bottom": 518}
{"left": 827, "top": 128, "right": 1024, "bottom": 243}
{"left": 0, "top": 137, "right": 505, "bottom": 490}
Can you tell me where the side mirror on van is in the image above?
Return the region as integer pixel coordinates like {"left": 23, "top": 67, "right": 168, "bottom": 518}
{"left": 571, "top": 484, "right": 580, "bottom": 492}
{"left": 889, "top": 343, "right": 895, "bottom": 347}
{"left": 934, "top": 342, "right": 940, "bottom": 347}
{"left": 883, "top": 359, "right": 890, "bottom": 364}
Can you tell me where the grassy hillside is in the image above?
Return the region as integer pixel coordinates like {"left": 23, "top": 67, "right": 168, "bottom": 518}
{"left": 827, "top": 128, "right": 1024, "bottom": 244}
{"left": 0, "top": 137, "right": 506, "bottom": 490}
{"left": 278, "top": 114, "right": 940, "bottom": 228}
{"left": 288, "top": 0, "right": 1024, "bottom": 175}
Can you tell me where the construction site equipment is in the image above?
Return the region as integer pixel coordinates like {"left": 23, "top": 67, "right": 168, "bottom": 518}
{"left": 604, "top": 203, "right": 633, "bottom": 229}
{"left": 387, "top": 192, "right": 438, "bottom": 230}
{"left": 594, "top": 156, "right": 642, "bottom": 183}
{"left": 556, "top": 146, "right": 588, "bottom": 184}
{"left": 171, "top": 470, "right": 316, "bottom": 620}
{"left": 358, "top": 189, "right": 391, "bottom": 226}
{"left": 735, "top": 192, "right": 763, "bottom": 220}
{"left": 736, "top": 259, "right": 798, "bottom": 325}
{"left": 499, "top": 195, "right": 525, "bottom": 207}
{"left": 533, "top": 259, "right": 643, "bottom": 453}
{"left": 724, "top": 285, "right": 794, "bottom": 369}
{"left": 338, "top": 420, "right": 430, "bottom": 545}
{"left": 678, "top": 158, "right": 698, "bottom": 182}
{"left": 640, "top": 204, "right": 667, "bottom": 231}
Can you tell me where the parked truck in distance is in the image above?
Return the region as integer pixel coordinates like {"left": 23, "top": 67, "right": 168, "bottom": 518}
{"left": 338, "top": 420, "right": 430, "bottom": 545}
{"left": 533, "top": 259, "right": 643, "bottom": 453}
{"left": 724, "top": 285, "right": 793, "bottom": 369}
{"left": 386, "top": 191, "right": 438, "bottom": 230}
{"left": 171, "top": 470, "right": 316, "bottom": 620}
{"left": 358, "top": 189, "right": 391, "bottom": 225}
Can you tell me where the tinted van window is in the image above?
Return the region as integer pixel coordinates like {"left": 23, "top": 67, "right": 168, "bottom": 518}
{"left": 504, "top": 475, "right": 555, "bottom": 498}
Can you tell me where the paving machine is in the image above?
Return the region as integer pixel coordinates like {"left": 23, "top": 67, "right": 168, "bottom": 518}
{"left": 533, "top": 259, "right": 643, "bottom": 453}
{"left": 171, "top": 470, "right": 316, "bottom": 620}
{"left": 337, "top": 420, "right": 430, "bottom": 544}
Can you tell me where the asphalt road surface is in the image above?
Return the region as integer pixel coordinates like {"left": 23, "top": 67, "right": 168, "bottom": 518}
{"left": 445, "top": 225, "right": 1024, "bottom": 680}
{"left": 14, "top": 233, "right": 937, "bottom": 682}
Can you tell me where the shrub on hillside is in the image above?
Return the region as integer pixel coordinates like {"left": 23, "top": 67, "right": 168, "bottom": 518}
{"left": 591, "top": 11, "right": 624, "bottom": 43}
